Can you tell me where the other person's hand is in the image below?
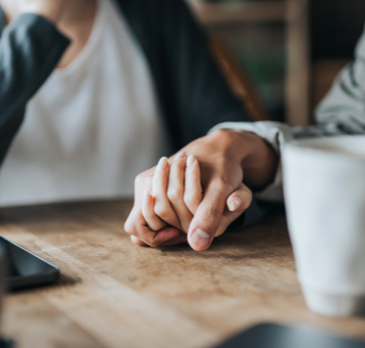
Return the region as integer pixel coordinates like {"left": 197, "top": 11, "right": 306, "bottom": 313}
{"left": 129, "top": 154, "right": 251, "bottom": 247}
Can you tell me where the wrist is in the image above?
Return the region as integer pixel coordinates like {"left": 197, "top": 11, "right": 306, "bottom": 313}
{"left": 239, "top": 131, "right": 278, "bottom": 189}
{"left": 210, "top": 129, "right": 278, "bottom": 190}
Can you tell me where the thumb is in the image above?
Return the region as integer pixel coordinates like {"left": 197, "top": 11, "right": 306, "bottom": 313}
{"left": 215, "top": 183, "right": 253, "bottom": 237}
{"left": 187, "top": 185, "right": 226, "bottom": 251}
{"left": 226, "top": 183, "right": 252, "bottom": 213}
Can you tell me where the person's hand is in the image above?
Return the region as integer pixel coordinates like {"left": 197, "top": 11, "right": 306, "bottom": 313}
{"left": 124, "top": 163, "right": 185, "bottom": 248}
{"left": 143, "top": 131, "right": 254, "bottom": 251}
{"left": 125, "top": 129, "right": 278, "bottom": 251}
{"left": 128, "top": 153, "right": 252, "bottom": 247}
{"left": 2, "top": 0, "right": 67, "bottom": 23}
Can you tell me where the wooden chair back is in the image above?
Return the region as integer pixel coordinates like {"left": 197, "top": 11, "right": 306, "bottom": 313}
{"left": 210, "top": 35, "right": 268, "bottom": 121}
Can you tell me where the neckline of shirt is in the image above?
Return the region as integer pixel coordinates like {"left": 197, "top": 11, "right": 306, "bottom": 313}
{"left": 55, "top": 0, "right": 105, "bottom": 76}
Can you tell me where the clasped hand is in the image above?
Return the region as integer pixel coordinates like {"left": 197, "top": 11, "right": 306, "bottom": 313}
{"left": 125, "top": 130, "right": 254, "bottom": 251}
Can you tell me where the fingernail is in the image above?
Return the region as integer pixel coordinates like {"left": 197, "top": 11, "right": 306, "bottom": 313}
{"left": 227, "top": 197, "right": 242, "bottom": 212}
{"left": 157, "top": 156, "right": 168, "bottom": 171}
{"left": 174, "top": 152, "right": 186, "bottom": 161}
{"left": 143, "top": 190, "right": 151, "bottom": 207}
{"left": 191, "top": 228, "right": 211, "bottom": 249}
{"left": 187, "top": 154, "right": 195, "bottom": 166}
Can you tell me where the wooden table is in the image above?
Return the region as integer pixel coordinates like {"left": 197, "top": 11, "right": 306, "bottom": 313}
{"left": 0, "top": 200, "right": 364, "bottom": 348}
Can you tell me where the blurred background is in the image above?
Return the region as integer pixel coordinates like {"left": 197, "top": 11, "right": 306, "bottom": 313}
{"left": 186, "top": 0, "right": 365, "bottom": 126}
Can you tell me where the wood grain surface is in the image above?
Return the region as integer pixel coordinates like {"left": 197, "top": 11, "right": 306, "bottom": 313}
{"left": 0, "top": 200, "right": 364, "bottom": 348}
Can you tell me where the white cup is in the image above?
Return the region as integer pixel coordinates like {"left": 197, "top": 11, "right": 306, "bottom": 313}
{"left": 282, "top": 135, "right": 365, "bottom": 317}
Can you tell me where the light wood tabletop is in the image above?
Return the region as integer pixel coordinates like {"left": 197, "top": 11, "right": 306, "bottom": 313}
{"left": 0, "top": 199, "right": 364, "bottom": 348}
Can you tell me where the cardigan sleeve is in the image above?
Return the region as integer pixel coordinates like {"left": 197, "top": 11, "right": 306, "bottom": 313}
{"left": 0, "top": 13, "right": 70, "bottom": 165}
{"left": 314, "top": 25, "right": 365, "bottom": 134}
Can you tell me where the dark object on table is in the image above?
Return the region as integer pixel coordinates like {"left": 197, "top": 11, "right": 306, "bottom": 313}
{"left": 0, "top": 243, "right": 15, "bottom": 347}
{"left": 0, "top": 237, "right": 59, "bottom": 290}
{"left": 0, "top": 338, "right": 15, "bottom": 348}
{"left": 213, "top": 323, "right": 365, "bottom": 348}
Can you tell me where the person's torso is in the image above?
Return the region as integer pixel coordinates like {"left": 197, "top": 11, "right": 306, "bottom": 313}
{"left": 0, "top": 0, "right": 169, "bottom": 207}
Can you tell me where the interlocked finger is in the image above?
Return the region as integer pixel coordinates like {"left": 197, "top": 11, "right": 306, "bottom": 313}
{"left": 142, "top": 190, "right": 167, "bottom": 231}
{"left": 153, "top": 156, "right": 181, "bottom": 229}
{"left": 184, "top": 154, "right": 203, "bottom": 215}
{"left": 167, "top": 154, "right": 194, "bottom": 233}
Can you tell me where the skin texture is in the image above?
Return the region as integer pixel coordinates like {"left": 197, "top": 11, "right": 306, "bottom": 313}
{"left": 125, "top": 130, "right": 278, "bottom": 251}
{"left": 131, "top": 154, "right": 252, "bottom": 247}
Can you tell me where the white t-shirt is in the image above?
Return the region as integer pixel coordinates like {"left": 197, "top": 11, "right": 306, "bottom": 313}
{"left": 0, "top": 0, "right": 169, "bottom": 207}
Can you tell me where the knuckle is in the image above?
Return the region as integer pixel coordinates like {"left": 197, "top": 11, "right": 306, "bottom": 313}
{"left": 167, "top": 188, "right": 182, "bottom": 204}
{"left": 124, "top": 213, "right": 142, "bottom": 236}
{"left": 154, "top": 203, "right": 171, "bottom": 220}
{"left": 134, "top": 171, "right": 153, "bottom": 189}
{"left": 184, "top": 192, "right": 201, "bottom": 208}
{"left": 131, "top": 236, "right": 145, "bottom": 245}
{"left": 148, "top": 239, "right": 161, "bottom": 248}
{"left": 211, "top": 178, "right": 234, "bottom": 193}
{"left": 213, "top": 178, "right": 226, "bottom": 190}
{"left": 197, "top": 206, "right": 222, "bottom": 225}
{"left": 124, "top": 219, "right": 133, "bottom": 234}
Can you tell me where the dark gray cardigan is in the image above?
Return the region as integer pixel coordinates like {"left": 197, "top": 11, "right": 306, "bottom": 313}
{"left": 0, "top": 0, "right": 251, "bottom": 161}
{"left": 0, "top": 0, "right": 272, "bottom": 229}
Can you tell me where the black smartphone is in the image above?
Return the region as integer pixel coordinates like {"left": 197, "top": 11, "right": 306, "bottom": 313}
{"left": 213, "top": 323, "right": 365, "bottom": 348}
{"left": 0, "top": 236, "right": 59, "bottom": 290}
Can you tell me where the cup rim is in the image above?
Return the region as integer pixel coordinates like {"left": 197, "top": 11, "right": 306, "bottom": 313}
{"left": 284, "top": 135, "right": 365, "bottom": 162}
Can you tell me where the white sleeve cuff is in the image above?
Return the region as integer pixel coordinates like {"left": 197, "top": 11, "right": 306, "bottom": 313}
{"left": 208, "top": 121, "right": 293, "bottom": 202}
